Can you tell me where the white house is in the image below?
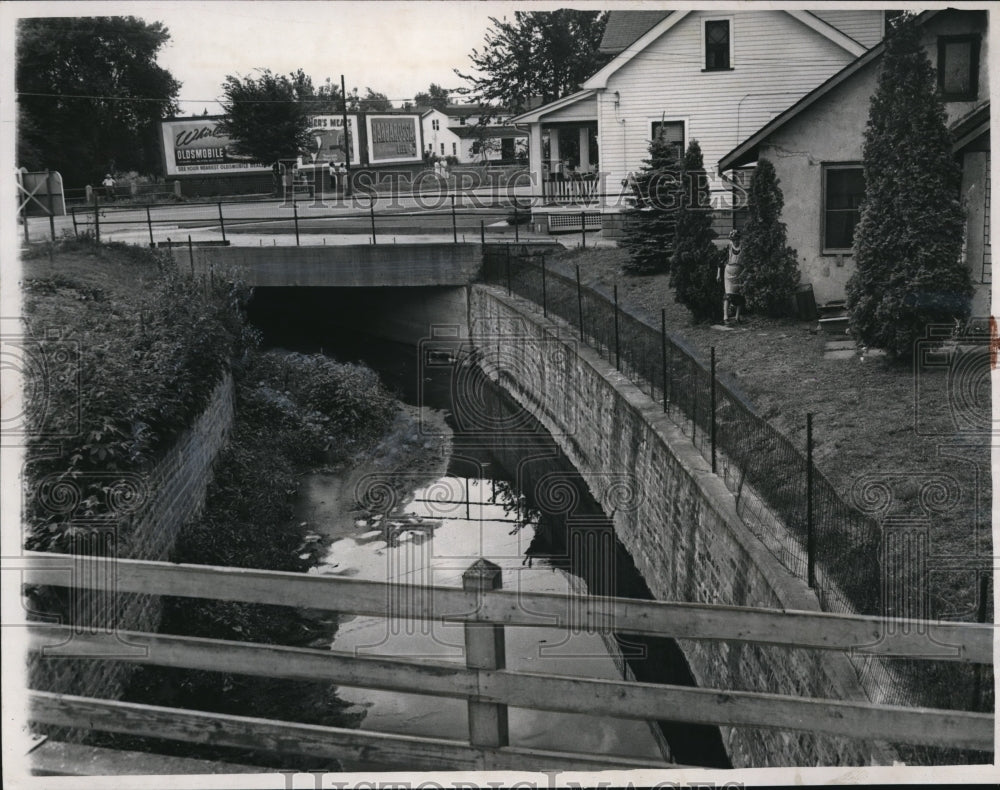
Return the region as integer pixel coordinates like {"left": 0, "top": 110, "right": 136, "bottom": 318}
{"left": 420, "top": 105, "right": 526, "bottom": 164}
{"left": 511, "top": 9, "right": 887, "bottom": 231}
{"left": 719, "top": 9, "right": 990, "bottom": 313}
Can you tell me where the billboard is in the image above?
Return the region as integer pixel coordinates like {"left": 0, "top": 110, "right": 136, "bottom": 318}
{"left": 365, "top": 114, "right": 422, "bottom": 164}
{"left": 306, "top": 115, "right": 361, "bottom": 165}
{"left": 161, "top": 117, "right": 270, "bottom": 176}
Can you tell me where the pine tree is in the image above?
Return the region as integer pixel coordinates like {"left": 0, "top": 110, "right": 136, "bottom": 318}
{"left": 847, "top": 15, "right": 971, "bottom": 357}
{"left": 741, "top": 158, "right": 801, "bottom": 316}
{"left": 621, "top": 130, "right": 682, "bottom": 275}
{"left": 670, "top": 140, "right": 724, "bottom": 321}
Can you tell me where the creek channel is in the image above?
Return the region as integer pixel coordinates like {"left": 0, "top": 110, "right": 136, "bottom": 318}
{"left": 249, "top": 290, "right": 730, "bottom": 770}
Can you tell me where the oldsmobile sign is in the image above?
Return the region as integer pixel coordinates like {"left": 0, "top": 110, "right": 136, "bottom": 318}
{"left": 160, "top": 117, "right": 269, "bottom": 176}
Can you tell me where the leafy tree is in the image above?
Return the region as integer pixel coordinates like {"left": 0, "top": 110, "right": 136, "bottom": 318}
{"left": 670, "top": 141, "right": 724, "bottom": 321}
{"left": 620, "top": 130, "right": 682, "bottom": 275}
{"left": 16, "top": 16, "right": 179, "bottom": 185}
{"left": 455, "top": 11, "right": 609, "bottom": 111}
{"left": 740, "top": 158, "right": 801, "bottom": 316}
{"left": 847, "top": 15, "right": 971, "bottom": 356}
{"left": 217, "top": 69, "right": 314, "bottom": 166}
{"left": 413, "top": 83, "right": 451, "bottom": 111}
{"left": 358, "top": 88, "right": 392, "bottom": 112}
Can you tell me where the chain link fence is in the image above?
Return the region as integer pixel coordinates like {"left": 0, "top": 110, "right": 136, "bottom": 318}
{"left": 482, "top": 244, "right": 882, "bottom": 618}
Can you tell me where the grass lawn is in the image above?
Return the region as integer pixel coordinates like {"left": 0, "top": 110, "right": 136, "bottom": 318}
{"left": 548, "top": 245, "right": 991, "bottom": 715}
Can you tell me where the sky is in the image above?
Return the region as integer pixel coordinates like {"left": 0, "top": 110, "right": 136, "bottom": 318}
{"left": 8, "top": 0, "right": 606, "bottom": 115}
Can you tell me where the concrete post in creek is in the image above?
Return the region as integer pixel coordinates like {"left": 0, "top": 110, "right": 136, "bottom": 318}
{"left": 462, "top": 558, "right": 508, "bottom": 748}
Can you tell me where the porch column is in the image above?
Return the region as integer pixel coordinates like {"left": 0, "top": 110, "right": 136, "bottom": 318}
{"left": 529, "top": 123, "right": 543, "bottom": 199}
{"left": 549, "top": 129, "right": 561, "bottom": 173}
{"left": 578, "top": 127, "right": 591, "bottom": 172}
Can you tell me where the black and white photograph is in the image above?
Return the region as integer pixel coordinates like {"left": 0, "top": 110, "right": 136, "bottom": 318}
{"left": 1, "top": 1, "right": 996, "bottom": 787}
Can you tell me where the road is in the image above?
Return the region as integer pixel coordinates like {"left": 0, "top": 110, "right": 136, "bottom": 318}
{"left": 21, "top": 186, "right": 610, "bottom": 248}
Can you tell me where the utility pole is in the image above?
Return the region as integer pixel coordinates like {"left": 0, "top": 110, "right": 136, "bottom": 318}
{"left": 341, "top": 74, "right": 353, "bottom": 198}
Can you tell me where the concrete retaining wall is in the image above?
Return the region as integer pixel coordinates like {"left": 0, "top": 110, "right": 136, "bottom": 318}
{"left": 177, "top": 243, "right": 482, "bottom": 287}
{"left": 30, "top": 373, "right": 235, "bottom": 704}
{"left": 469, "top": 285, "right": 892, "bottom": 767}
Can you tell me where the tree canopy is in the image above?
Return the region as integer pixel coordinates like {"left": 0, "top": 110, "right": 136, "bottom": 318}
{"left": 455, "top": 11, "right": 609, "bottom": 111}
{"left": 413, "top": 83, "right": 451, "bottom": 111}
{"left": 217, "top": 69, "right": 315, "bottom": 166}
{"left": 16, "top": 16, "right": 180, "bottom": 185}
{"left": 620, "top": 130, "right": 682, "bottom": 275}
{"left": 740, "top": 158, "right": 801, "bottom": 317}
{"left": 670, "top": 140, "right": 723, "bottom": 322}
{"left": 846, "top": 14, "right": 971, "bottom": 356}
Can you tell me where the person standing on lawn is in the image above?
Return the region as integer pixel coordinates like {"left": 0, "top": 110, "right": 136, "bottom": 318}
{"left": 718, "top": 228, "right": 744, "bottom": 324}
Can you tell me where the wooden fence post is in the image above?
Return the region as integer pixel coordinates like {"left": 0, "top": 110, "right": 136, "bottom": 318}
{"left": 462, "top": 559, "right": 508, "bottom": 749}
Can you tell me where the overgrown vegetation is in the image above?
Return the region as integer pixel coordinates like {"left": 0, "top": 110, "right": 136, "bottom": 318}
{"left": 21, "top": 240, "right": 248, "bottom": 553}
{"left": 669, "top": 140, "right": 724, "bottom": 322}
{"left": 620, "top": 130, "right": 682, "bottom": 275}
{"left": 740, "top": 158, "right": 801, "bottom": 317}
{"left": 123, "top": 349, "right": 399, "bottom": 758}
{"left": 847, "top": 14, "right": 971, "bottom": 357}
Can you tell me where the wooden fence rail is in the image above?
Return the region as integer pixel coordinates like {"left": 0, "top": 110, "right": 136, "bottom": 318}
{"left": 19, "top": 552, "right": 995, "bottom": 770}
{"left": 16, "top": 552, "right": 993, "bottom": 663}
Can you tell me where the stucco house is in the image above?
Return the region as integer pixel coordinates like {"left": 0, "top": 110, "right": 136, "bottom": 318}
{"left": 420, "top": 105, "right": 526, "bottom": 164}
{"left": 511, "top": 9, "right": 887, "bottom": 230}
{"left": 718, "top": 9, "right": 990, "bottom": 313}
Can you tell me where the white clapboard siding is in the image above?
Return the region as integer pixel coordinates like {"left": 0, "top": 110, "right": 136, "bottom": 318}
{"left": 597, "top": 10, "right": 871, "bottom": 203}
{"left": 811, "top": 10, "right": 885, "bottom": 49}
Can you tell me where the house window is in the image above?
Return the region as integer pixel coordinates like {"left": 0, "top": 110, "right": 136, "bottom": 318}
{"left": 823, "top": 165, "right": 865, "bottom": 252}
{"left": 452, "top": 142, "right": 457, "bottom": 156}
{"left": 704, "top": 19, "right": 732, "bottom": 71}
{"left": 650, "top": 121, "right": 685, "bottom": 162}
{"left": 938, "top": 35, "right": 980, "bottom": 101}
{"left": 431, "top": 119, "right": 439, "bottom": 131}
{"left": 440, "top": 143, "right": 445, "bottom": 155}
{"left": 459, "top": 116, "right": 466, "bottom": 125}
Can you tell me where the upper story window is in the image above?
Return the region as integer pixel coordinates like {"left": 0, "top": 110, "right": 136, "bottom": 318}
{"left": 823, "top": 164, "right": 865, "bottom": 252}
{"left": 431, "top": 119, "right": 440, "bottom": 131}
{"left": 938, "top": 35, "right": 980, "bottom": 101}
{"left": 459, "top": 116, "right": 467, "bottom": 125}
{"left": 703, "top": 19, "right": 732, "bottom": 71}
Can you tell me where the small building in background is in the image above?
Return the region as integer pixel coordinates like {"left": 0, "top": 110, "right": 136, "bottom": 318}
{"left": 420, "top": 105, "right": 526, "bottom": 164}
{"left": 511, "top": 9, "right": 887, "bottom": 236}
{"left": 719, "top": 9, "right": 989, "bottom": 313}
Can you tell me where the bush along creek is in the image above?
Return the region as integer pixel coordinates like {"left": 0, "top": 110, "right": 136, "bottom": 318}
{"left": 21, "top": 240, "right": 449, "bottom": 768}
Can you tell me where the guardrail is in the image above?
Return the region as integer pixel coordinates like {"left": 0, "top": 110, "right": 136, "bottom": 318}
{"left": 19, "top": 551, "right": 994, "bottom": 773}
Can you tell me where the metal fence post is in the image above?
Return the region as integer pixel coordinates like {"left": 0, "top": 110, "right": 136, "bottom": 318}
{"left": 972, "top": 573, "right": 990, "bottom": 709}
{"left": 451, "top": 194, "right": 458, "bottom": 244}
{"left": 218, "top": 201, "right": 226, "bottom": 244}
{"left": 187, "top": 235, "right": 195, "bottom": 278}
{"left": 513, "top": 203, "right": 519, "bottom": 243}
{"left": 692, "top": 358, "right": 698, "bottom": 447}
{"left": 480, "top": 219, "right": 485, "bottom": 245}
{"left": 46, "top": 170, "right": 56, "bottom": 241}
{"left": 369, "top": 195, "right": 377, "bottom": 245}
{"left": 613, "top": 284, "right": 620, "bottom": 371}
{"left": 661, "top": 309, "right": 668, "bottom": 413}
{"left": 505, "top": 243, "right": 511, "bottom": 296}
{"left": 462, "top": 559, "right": 509, "bottom": 749}
{"left": 541, "top": 254, "right": 547, "bottom": 318}
{"left": 807, "top": 413, "right": 815, "bottom": 589}
{"left": 293, "top": 200, "right": 300, "bottom": 246}
{"left": 71, "top": 206, "right": 78, "bottom": 239}
{"left": 576, "top": 265, "right": 584, "bottom": 341}
{"left": 710, "top": 346, "right": 717, "bottom": 474}
{"left": 94, "top": 195, "right": 100, "bottom": 244}
{"left": 146, "top": 205, "right": 154, "bottom": 247}
{"left": 581, "top": 211, "right": 586, "bottom": 248}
